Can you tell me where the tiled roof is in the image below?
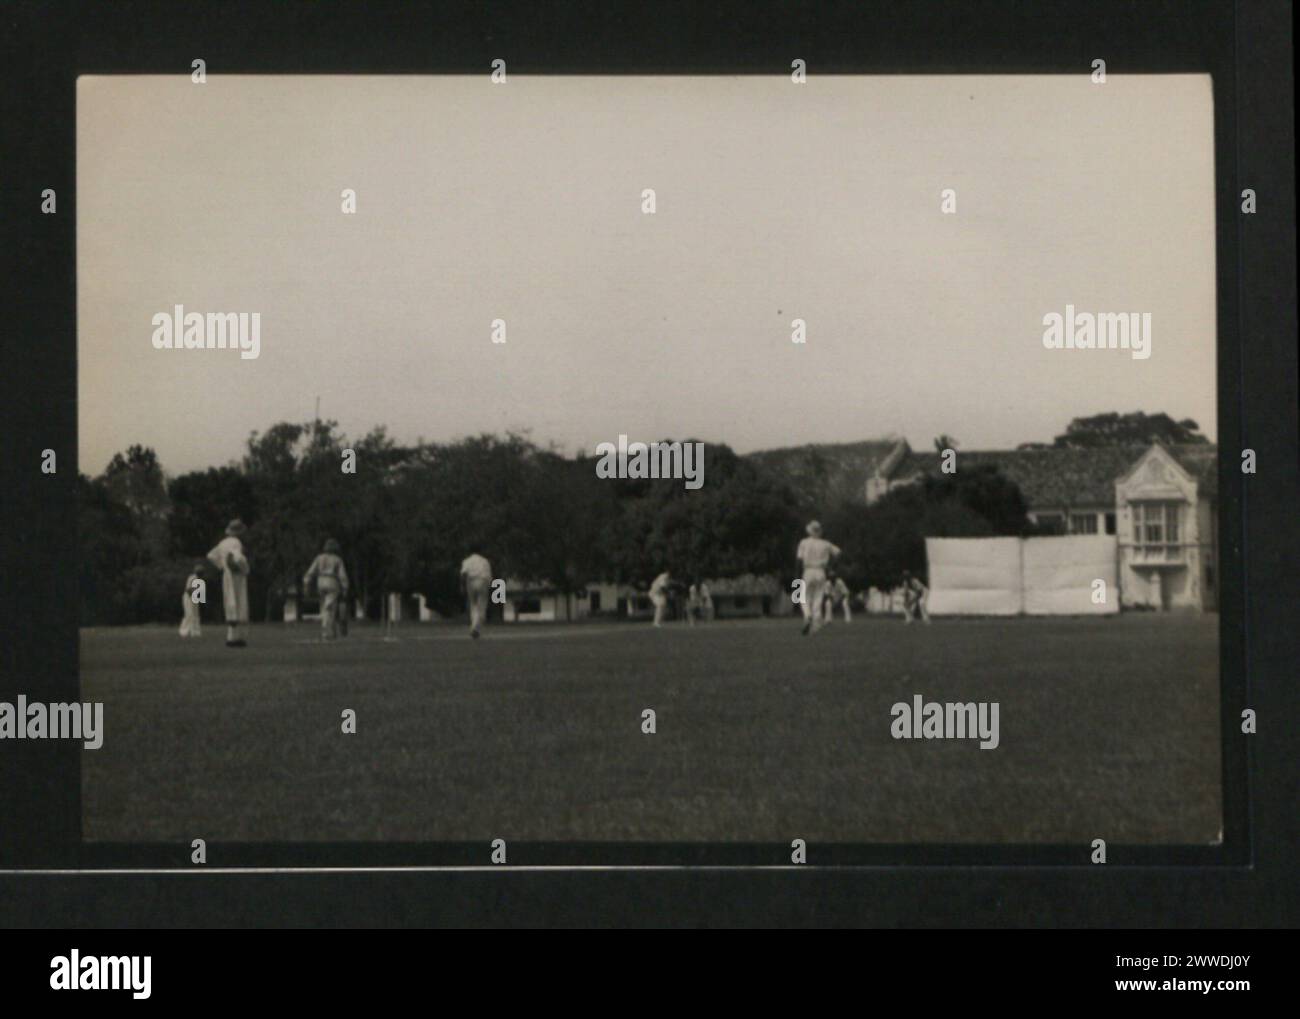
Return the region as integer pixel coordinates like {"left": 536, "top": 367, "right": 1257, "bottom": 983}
{"left": 894, "top": 443, "right": 1218, "bottom": 508}
{"left": 1165, "top": 444, "right": 1218, "bottom": 497}
{"left": 745, "top": 440, "right": 903, "bottom": 506}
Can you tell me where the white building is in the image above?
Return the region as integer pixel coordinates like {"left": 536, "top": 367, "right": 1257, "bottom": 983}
{"left": 874, "top": 440, "right": 1218, "bottom": 611}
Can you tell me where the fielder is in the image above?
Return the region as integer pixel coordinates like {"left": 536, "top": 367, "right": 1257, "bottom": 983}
{"left": 178, "top": 561, "right": 204, "bottom": 638}
{"left": 823, "top": 574, "right": 852, "bottom": 625}
{"left": 900, "top": 569, "right": 931, "bottom": 624}
{"left": 649, "top": 570, "right": 671, "bottom": 627}
{"left": 303, "top": 538, "right": 350, "bottom": 641}
{"left": 686, "top": 582, "right": 701, "bottom": 626}
{"left": 460, "top": 552, "right": 493, "bottom": 638}
{"left": 207, "top": 519, "right": 250, "bottom": 647}
{"left": 698, "top": 580, "right": 714, "bottom": 622}
{"left": 796, "top": 520, "right": 841, "bottom": 636}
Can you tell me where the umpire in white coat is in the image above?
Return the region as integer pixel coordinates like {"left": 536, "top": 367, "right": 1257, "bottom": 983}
{"left": 207, "top": 519, "right": 250, "bottom": 647}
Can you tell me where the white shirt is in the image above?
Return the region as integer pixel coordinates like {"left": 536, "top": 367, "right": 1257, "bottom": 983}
{"left": 207, "top": 536, "right": 248, "bottom": 576}
{"left": 650, "top": 572, "right": 671, "bottom": 595}
{"left": 796, "top": 536, "right": 840, "bottom": 570}
{"left": 305, "top": 552, "right": 348, "bottom": 588}
{"left": 460, "top": 554, "right": 493, "bottom": 581}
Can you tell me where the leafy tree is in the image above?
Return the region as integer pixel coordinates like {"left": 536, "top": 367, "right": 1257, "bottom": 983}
{"left": 824, "top": 464, "right": 1031, "bottom": 590}
{"left": 101, "top": 445, "right": 169, "bottom": 518}
{"left": 168, "top": 466, "right": 256, "bottom": 559}
{"left": 605, "top": 443, "right": 803, "bottom": 585}
{"left": 77, "top": 474, "right": 139, "bottom": 624}
{"left": 1052, "top": 412, "right": 1207, "bottom": 448}
{"left": 334, "top": 427, "right": 402, "bottom": 614}
{"left": 100, "top": 445, "right": 171, "bottom": 564}
{"left": 374, "top": 434, "right": 563, "bottom": 613}
{"left": 241, "top": 420, "right": 362, "bottom": 618}
{"left": 919, "top": 464, "right": 1032, "bottom": 536}
{"left": 511, "top": 450, "right": 621, "bottom": 594}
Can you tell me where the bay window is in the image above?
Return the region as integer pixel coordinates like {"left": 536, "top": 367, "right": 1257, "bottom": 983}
{"left": 1132, "top": 502, "right": 1182, "bottom": 561}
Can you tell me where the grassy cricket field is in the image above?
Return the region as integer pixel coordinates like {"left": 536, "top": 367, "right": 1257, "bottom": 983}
{"left": 81, "top": 614, "right": 1221, "bottom": 845}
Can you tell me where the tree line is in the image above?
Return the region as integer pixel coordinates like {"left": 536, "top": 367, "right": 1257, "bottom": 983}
{"left": 79, "top": 420, "right": 1043, "bottom": 625}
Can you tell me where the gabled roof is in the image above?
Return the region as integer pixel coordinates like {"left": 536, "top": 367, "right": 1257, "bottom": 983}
{"left": 892, "top": 443, "right": 1217, "bottom": 508}
{"left": 745, "top": 440, "right": 904, "bottom": 505}
{"left": 1163, "top": 443, "right": 1218, "bottom": 496}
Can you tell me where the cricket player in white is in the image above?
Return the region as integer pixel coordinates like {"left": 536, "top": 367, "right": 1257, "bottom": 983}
{"left": 303, "top": 539, "right": 349, "bottom": 641}
{"left": 207, "top": 519, "right": 250, "bottom": 647}
{"left": 460, "top": 552, "right": 493, "bottom": 638}
{"left": 796, "top": 521, "right": 841, "bottom": 636}
{"left": 823, "top": 574, "right": 852, "bottom": 625}
{"left": 179, "top": 561, "right": 204, "bottom": 638}
{"left": 649, "top": 571, "right": 671, "bottom": 627}
{"left": 686, "top": 582, "right": 701, "bottom": 626}
{"left": 900, "top": 569, "right": 931, "bottom": 624}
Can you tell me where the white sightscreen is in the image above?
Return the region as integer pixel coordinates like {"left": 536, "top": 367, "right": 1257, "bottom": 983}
{"left": 925, "top": 537, "right": 1023, "bottom": 615}
{"left": 1021, "top": 535, "right": 1119, "bottom": 615}
{"left": 925, "top": 535, "right": 1120, "bottom": 615}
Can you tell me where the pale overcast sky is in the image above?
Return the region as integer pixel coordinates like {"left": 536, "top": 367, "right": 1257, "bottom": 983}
{"left": 77, "top": 74, "right": 1216, "bottom": 476}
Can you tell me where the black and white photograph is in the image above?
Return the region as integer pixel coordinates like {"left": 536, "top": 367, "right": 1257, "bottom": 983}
{"left": 73, "top": 72, "right": 1223, "bottom": 848}
{"left": 0, "top": 0, "right": 1295, "bottom": 952}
